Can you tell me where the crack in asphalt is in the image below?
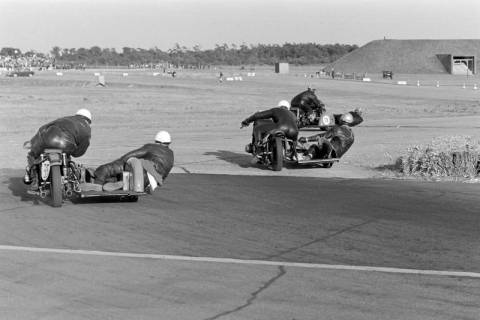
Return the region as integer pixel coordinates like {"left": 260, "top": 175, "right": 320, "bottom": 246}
{"left": 264, "top": 218, "right": 376, "bottom": 260}
{"left": 203, "top": 266, "right": 286, "bottom": 320}
{"left": 177, "top": 166, "right": 191, "bottom": 174}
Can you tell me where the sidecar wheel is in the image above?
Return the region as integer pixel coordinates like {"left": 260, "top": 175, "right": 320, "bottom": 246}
{"left": 51, "top": 165, "right": 63, "bottom": 207}
{"left": 322, "top": 162, "right": 333, "bottom": 168}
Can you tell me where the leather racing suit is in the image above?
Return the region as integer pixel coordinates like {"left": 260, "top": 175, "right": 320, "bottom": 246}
{"left": 303, "top": 110, "right": 363, "bottom": 159}
{"left": 28, "top": 114, "right": 91, "bottom": 160}
{"left": 94, "top": 143, "right": 174, "bottom": 188}
{"left": 242, "top": 107, "right": 299, "bottom": 144}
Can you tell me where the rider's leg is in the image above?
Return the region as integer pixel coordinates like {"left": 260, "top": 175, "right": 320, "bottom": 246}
{"left": 94, "top": 159, "right": 124, "bottom": 185}
{"left": 253, "top": 123, "right": 276, "bottom": 146}
{"left": 26, "top": 152, "right": 39, "bottom": 190}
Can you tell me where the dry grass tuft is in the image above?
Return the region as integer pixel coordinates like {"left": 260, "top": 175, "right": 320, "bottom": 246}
{"left": 397, "top": 136, "right": 480, "bottom": 179}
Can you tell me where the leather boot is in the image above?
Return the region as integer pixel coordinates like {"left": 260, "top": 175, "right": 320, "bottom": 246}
{"left": 29, "top": 167, "right": 39, "bottom": 191}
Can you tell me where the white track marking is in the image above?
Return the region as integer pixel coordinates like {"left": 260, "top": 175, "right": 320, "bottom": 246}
{"left": 0, "top": 245, "right": 479, "bottom": 278}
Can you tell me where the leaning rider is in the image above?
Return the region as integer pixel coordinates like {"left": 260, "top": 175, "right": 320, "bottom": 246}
{"left": 93, "top": 130, "right": 174, "bottom": 193}
{"left": 300, "top": 109, "right": 363, "bottom": 160}
{"left": 241, "top": 100, "right": 299, "bottom": 155}
{"left": 23, "top": 109, "right": 92, "bottom": 191}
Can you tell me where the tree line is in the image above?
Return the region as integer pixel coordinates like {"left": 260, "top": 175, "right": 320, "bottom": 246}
{"left": 1, "top": 43, "right": 358, "bottom": 67}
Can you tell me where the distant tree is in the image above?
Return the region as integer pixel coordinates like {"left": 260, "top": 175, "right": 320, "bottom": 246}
{"left": 45, "top": 42, "right": 357, "bottom": 67}
{"left": 50, "top": 46, "right": 61, "bottom": 58}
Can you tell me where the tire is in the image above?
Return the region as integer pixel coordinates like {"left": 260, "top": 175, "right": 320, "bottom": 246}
{"left": 50, "top": 165, "right": 63, "bottom": 207}
{"left": 322, "top": 162, "right": 333, "bottom": 168}
{"left": 271, "top": 136, "right": 283, "bottom": 171}
{"left": 127, "top": 196, "right": 139, "bottom": 202}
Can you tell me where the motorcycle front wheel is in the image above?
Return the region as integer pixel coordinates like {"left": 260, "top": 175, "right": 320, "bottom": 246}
{"left": 50, "top": 165, "right": 63, "bottom": 207}
{"left": 271, "top": 136, "right": 283, "bottom": 172}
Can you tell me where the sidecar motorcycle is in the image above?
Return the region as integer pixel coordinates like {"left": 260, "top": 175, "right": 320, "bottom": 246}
{"left": 23, "top": 147, "right": 146, "bottom": 207}
{"left": 243, "top": 118, "right": 340, "bottom": 171}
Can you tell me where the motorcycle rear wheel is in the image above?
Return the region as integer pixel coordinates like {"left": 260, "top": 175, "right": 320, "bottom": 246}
{"left": 271, "top": 136, "right": 283, "bottom": 172}
{"left": 50, "top": 165, "right": 63, "bottom": 207}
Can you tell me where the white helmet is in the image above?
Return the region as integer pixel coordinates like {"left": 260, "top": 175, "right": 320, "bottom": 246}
{"left": 155, "top": 130, "right": 171, "bottom": 144}
{"left": 76, "top": 108, "right": 92, "bottom": 122}
{"left": 340, "top": 112, "right": 354, "bottom": 124}
{"left": 277, "top": 100, "right": 291, "bottom": 110}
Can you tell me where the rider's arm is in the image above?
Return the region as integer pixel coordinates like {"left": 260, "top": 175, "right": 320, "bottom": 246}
{"left": 72, "top": 139, "right": 90, "bottom": 158}
{"left": 243, "top": 108, "right": 274, "bottom": 124}
{"left": 350, "top": 111, "right": 363, "bottom": 126}
{"left": 119, "top": 146, "right": 148, "bottom": 162}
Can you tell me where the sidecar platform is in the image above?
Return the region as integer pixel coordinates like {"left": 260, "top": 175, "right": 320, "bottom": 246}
{"left": 285, "top": 157, "right": 340, "bottom": 167}
{"left": 75, "top": 190, "right": 146, "bottom": 202}
{"left": 296, "top": 158, "right": 340, "bottom": 165}
{"left": 77, "top": 190, "right": 146, "bottom": 198}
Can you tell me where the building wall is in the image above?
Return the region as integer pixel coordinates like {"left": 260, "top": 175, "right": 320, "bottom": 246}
{"left": 275, "top": 62, "right": 289, "bottom": 74}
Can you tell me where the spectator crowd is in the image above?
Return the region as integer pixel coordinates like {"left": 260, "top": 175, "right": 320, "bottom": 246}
{"left": 0, "top": 52, "right": 54, "bottom": 71}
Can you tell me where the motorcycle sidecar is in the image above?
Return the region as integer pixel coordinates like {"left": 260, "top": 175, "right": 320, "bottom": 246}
{"left": 76, "top": 158, "right": 147, "bottom": 202}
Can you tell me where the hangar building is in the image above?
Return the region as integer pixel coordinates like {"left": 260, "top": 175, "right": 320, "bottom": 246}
{"left": 328, "top": 39, "right": 480, "bottom": 74}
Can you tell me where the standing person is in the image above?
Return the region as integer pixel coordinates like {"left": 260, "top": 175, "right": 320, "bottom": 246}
{"left": 93, "top": 130, "right": 174, "bottom": 193}
{"left": 23, "top": 109, "right": 92, "bottom": 191}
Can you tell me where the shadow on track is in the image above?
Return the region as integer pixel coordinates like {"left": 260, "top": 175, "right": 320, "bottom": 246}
{"left": 204, "top": 150, "right": 254, "bottom": 168}
{"left": 7, "top": 176, "right": 41, "bottom": 205}
{"left": 204, "top": 150, "right": 336, "bottom": 171}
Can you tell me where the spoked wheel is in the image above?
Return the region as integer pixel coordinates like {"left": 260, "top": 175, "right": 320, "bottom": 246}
{"left": 271, "top": 136, "right": 284, "bottom": 171}
{"left": 50, "top": 165, "right": 63, "bottom": 207}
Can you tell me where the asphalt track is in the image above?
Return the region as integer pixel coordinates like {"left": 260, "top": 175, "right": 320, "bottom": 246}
{"left": 1, "top": 169, "right": 479, "bottom": 319}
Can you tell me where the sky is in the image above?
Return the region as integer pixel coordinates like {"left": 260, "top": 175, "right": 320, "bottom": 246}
{"left": 0, "top": 0, "right": 479, "bottom": 54}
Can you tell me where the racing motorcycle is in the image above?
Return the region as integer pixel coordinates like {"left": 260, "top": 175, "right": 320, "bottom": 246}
{"left": 242, "top": 120, "right": 293, "bottom": 171}
{"left": 242, "top": 110, "right": 363, "bottom": 171}
{"left": 290, "top": 88, "right": 327, "bottom": 128}
{"left": 290, "top": 107, "right": 335, "bottom": 129}
{"left": 24, "top": 148, "right": 82, "bottom": 207}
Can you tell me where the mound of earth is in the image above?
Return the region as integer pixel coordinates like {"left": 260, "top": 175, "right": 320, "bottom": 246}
{"left": 327, "top": 39, "right": 480, "bottom": 74}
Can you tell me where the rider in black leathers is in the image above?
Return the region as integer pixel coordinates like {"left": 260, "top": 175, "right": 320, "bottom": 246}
{"left": 93, "top": 131, "right": 174, "bottom": 192}
{"left": 241, "top": 100, "right": 299, "bottom": 150}
{"left": 291, "top": 88, "right": 326, "bottom": 126}
{"left": 300, "top": 109, "right": 363, "bottom": 159}
{"left": 24, "top": 109, "right": 92, "bottom": 190}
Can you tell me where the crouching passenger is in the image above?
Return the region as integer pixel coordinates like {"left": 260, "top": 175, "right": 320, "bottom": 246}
{"left": 300, "top": 109, "right": 363, "bottom": 160}
{"left": 93, "top": 130, "right": 174, "bottom": 193}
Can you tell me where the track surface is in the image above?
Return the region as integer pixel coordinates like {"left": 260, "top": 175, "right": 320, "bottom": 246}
{"left": 1, "top": 169, "right": 479, "bottom": 319}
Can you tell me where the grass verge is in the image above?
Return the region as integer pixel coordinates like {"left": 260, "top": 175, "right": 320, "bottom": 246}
{"left": 383, "top": 136, "right": 480, "bottom": 181}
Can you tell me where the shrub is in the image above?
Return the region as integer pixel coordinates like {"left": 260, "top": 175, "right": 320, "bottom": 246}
{"left": 397, "top": 136, "right": 480, "bottom": 179}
